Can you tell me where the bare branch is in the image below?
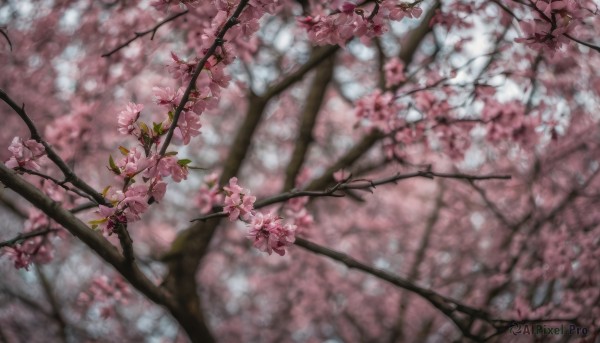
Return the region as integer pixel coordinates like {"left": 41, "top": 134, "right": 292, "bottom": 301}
{"left": 0, "top": 228, "right": 57, "bottom": 249}
{"left": 565, "top": 33, "right": 600, "bottom": 53}
{"left": 0, "top": 26, "right": 12, "bottom": 51}
{"left": 191, "top": 170, "right": 511, "bottom": 221}
{"left": 102, "top": 10, "right": 188, "bottom": 58}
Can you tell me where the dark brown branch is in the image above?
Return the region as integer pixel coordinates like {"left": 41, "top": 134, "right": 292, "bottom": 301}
{"left": 159, "top": 2, "right": 249, "bottom": 156}
{"left": 282, "top": 54, "right": 335, "bottom": 191}
{"left": 102, "top": 10, "right": 188, "bottom": 57}
{"left": 191, "top": 170, "right": 511, "bottom": 221}
{"left": 0, "top": 163, "right": 212, "bottom": 341}
{"left": 0, "top": 228, "right": 56, "bottom": 249}
{"left": 303, "top": 4, "right": 439, "bottom": 192}
{"left": 18, "top": 168, "right": 96, "bottom": 203}
{"left": 565, "top": 33, "right": 600, "bottom": 53}
{"left": 68, "top": 201, "right": 99, "bottom": 213}
{"left": 35, "top": 267, "right": 69, "bottom": 343}
{"left": 389, "top": 183, "right": 444, "bottom": 342}
{"left": 306, "top": 130, "right": 386, "bottom": 191}
{"left": 263, "top": 46, "right": 339, "bottom": 99}
{"left": 0, "top": 192, "right": 27, "bottom": 218}
{"left": 115, "top": 223, "right": 135, "bottom": 264}
{"left": 0, "top": 89, "right": 107, "bottom": 206}
{"left": 165, "top": 5, "right": 441, "bottom": 339}
{"left": 0, "top": 26, "right": 12, "bottom": 51}
{"left": 374, "top": 37, "right": 387, "bottom": 90}
{"left": 294, "top": 236, "right": 495, "bottom": 340}
{"left": 162, "top": 41, "right": 340, "bottom": 343}
{"left": 490, "top": 0, "right": 521, "bottom": 21}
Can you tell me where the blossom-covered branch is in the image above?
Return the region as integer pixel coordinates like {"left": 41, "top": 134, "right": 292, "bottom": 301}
{"left": 158, "top": 0, "right": 249, "bottom": 155}
{"left": 0, "top": 89, "right": 107, "bottom": 206}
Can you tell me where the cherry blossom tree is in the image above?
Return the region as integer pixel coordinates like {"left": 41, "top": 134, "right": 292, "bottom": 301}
{"left": 1, "top": 0, "right": 599, "bottom": 342}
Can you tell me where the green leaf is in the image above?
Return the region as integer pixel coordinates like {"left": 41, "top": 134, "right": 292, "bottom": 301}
{"left": 139, "top": 121, "right": 150, "bottom": 134}
{"left": 153, "top": 122, "right": 164, "bottom": 135}
{"left": 108, "top": 155, "right": 121, "bottom": 175}
{"left": 164, "top": 151, "right": 178, "bottom": 156}
{"left": 89, "top": 218, "right": 108, "bottom": 230}
{"left": 102, "top": 186, "right": 111, "bottom": 197}
{"left": 118, "top": 146, "right": 130, "bottom": 155}
{"left": 177, "top": 158, "right": 192, "bottom": 166}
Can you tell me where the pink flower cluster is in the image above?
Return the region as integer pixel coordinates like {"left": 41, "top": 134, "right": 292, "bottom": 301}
{"left": 117, "top": 102, "right": 143, "bottom": 136}
{"left": 95, "top": 184, "right": 151, "bottom": 235}
{"left": 223, "top": 177, "right": 256, "bottom": 221}
{"left": 355, "top": 90, "right": 403, "bottom": 133}
{"left": 151, "top": 0, "right": 199, "bottom": 12}
{"left": 284, "top": 197, "right": 314, "bottom": 235}
{"left": 45, "top": 101, "right": 93, "bottom": 161}
{"left": 77, "top": 275, "right": 131, "bottom": 319}
{"left": 220, "top": 177, "right": 301, "bottom": 256}
{"left": 515, "top": 0, "right": 591, "bottom": 53}
{"left": 298, "top": 1, "right": 423, "bottom": 46}
{"left": 96, "top": 154, "right": 192, "bottom": 234}
{"left": 483, "top": 100, "right": 540, "bottom": 146}
{"left": 0, "top": 210, "right": 63, "bottom": 269}
{"left": 97, "top": 0, "right": 277, "bottom": 237}
{"left": 384, "top": 57, "right": 406, "bottom": 88}
{"left": 247, "top": 212, "right": 296, "bottom": 256}
{"left": 196, "top": 172, "right": 223, "bottom": 214}
{"left": 4, "top": 137, "right": 46, "bottom": 171}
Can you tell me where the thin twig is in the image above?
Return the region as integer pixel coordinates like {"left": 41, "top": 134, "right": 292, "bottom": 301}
{"left": 0, "top": 26, "right": 12, "bottom": 51}
{"left": 190, "top": 170, "right": 511, "bottom": 221}
{"left": 102, "top": 10, "right": 188, "bottom": 57}
{"left": 565, "top": 33, "right": 600, "bottom": 53}
{"left": 18, "top": 168, "right": 96, "bottom": 203}
{"left": 0, "top": 228, "right": 57, "bottom": 248}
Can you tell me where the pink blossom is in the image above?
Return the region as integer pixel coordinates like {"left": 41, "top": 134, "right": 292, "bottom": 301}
{"left": 284, "top": 197, "right": 314, "bottom": 234}
{"left": 117, "top": 103, "right": 143, "bottom": 135}
{"left": 355, "top": 90, "right": 402, "bottom": 132}
{"left": 196, "top": 172, "right": 223, "bottom": 213}
{"left": 175, "top": 110, "right": 202, "bottom": 145}
{"left": 116, "top": 147, "right": 151, "bottom": 178}
{"left": 78, "top": 275, "right": 131, "bottom": 319}
{"left": 0, "top": 210, "right": 61, "bottom": 269}
{"left": 168, "top": 52, "right": 198, "bottom": 83}
{"left": 120, "top": 184, "right": 150, "bottom": 221}
{"left": 384, "top": 57, "right": 406, "bottom": 88}
{"left": 156, "top": 156, "right": 189, "bottom": 182}
{"left": 383, "top": 2, "right": 423, "bottom": 20}
{"left": 247, "top": 212, "right": 296, "bottom": 256}
{"left": 148, "top": 177, "right": 167, "bottom": 203}
{"left": 153, "top": 86, "right": 183, "bottom": 108}
{"left": 4, "top": 137, "right": 46, "bottom": 171}
{"left": 223, "top": 177, "right": 256, "bottom": 221}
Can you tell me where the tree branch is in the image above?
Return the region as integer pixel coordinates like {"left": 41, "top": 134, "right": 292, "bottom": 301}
{"left": 159, "top": 1, "right": 249, "bottom": 155}
{"left": 191, "top": 170, "right": 511, "bottom": 221}
{"left": 0, "top": 89, "right": 107, "bottom": 206}
{"left": 0, "top": 228, "right": 57, "bottom": 249}
{"left": 293, "top": 236, "right": 495, "bottom": 340}
{"left": 282, "top": 54, "right": 335, "bottom": 191}
{"left": 0, "top": 163, "right": 212, "bottom": 341}
{"left": 102, "top": 10, "right": 189, "bottom": 57}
